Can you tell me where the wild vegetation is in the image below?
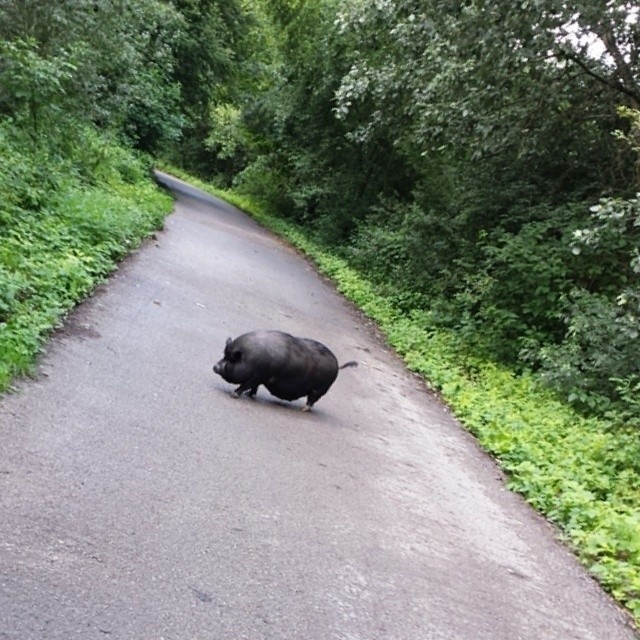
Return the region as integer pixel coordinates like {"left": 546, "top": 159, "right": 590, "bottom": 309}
{"left": 1, "top": 0, "right": 639, "bottom": 625}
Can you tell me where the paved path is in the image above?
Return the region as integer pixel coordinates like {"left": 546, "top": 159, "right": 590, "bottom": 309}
{"left": 0, "top": 172, "right": 636, "bottom": 639}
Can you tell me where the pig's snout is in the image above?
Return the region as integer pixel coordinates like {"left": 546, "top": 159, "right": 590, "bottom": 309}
{"left": 213, "top": 361, "right": 224, "bottom": 375}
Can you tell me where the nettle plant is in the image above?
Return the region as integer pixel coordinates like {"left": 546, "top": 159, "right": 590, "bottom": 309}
{"left": 573, "top": 193, "right": 640, "bottom": 329}
{"left": 545, "top": 193, "right": 640, "bottom": 419}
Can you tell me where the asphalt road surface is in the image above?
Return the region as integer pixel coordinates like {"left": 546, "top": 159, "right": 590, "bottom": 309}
{"left": 0, "top": 172, "right": 637, "bottom": 640}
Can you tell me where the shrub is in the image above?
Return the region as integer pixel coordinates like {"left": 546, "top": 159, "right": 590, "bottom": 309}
{"left": 0, "top": 123, "right": 171, "bottom": 390}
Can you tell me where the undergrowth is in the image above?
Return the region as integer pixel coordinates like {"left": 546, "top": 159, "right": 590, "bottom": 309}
{"left": 0, "top": 126, "right": 172, "bottom": 390}
{"left": 161, "top": 166, "right": 640, "bottom": 627}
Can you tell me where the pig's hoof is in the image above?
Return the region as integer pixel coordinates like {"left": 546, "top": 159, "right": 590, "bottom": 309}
{"left": 301, "top": 405, "right": 312, "bottom": 412}
{"left": 231, "top": 390, "right": 241, "bottom": 398}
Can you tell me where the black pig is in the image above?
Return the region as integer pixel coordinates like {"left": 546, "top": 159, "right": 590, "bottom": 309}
{"left": 213, "top": 330, "right": 357, "bottom": 411}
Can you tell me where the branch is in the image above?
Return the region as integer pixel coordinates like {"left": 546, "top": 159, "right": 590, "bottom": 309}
{"left": 560, "top": 47, "right": 640, "bottom": 108}
{"left": 596, "top": 25, "right": 640, "bottom": 108}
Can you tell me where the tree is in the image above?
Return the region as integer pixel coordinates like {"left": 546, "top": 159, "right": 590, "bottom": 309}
{"left": 0, "top": 0, "right": 186, "bottom": 151}
{"left": 334, "top": 1, "right": 637, "bottom": 189}
{"left": 168, "top": 0, "right": 258, "bottom": 174}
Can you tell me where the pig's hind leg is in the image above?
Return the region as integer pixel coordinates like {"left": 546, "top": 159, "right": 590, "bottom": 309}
{"left": 302, "top": 389, "right": 323, "bottom": 412}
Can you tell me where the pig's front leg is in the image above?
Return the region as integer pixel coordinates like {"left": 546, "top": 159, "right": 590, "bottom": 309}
{"left": 232, "top": 379, "right": 260, "bottom": 398}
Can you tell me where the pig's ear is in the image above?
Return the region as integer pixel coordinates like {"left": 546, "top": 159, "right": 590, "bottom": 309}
{"left": 226, "top": 337, "right": 232, "bottom": 346}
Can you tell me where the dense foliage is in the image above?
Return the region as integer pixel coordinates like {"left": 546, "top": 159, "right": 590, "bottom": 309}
{"left": 0, "top": 123, "right": 171, "bottom": 388}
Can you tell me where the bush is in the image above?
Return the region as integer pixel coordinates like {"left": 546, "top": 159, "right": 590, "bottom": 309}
{"left": 452, "top": 214, "right": 580, "bottom": 360}
{"left": 0, "top": 122, "right": 171, "bottom": 391}
{"left": 529, "top": 194, "right": 640, "bottom": 419}
{"left": 536, "top": 290, "right": 640, "bottom": 420}
{"left": 232, "top": 154, "right": 295, "bottom": 217}
{"left": 347, "top": 198, "right": 461, "bottom": 308}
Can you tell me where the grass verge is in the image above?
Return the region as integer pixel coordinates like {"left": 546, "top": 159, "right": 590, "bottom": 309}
{"left": 0, "top": 129, "right": 172, "bottom": 391}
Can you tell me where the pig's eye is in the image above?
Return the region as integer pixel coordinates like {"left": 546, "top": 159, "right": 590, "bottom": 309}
{"left": 230, "top": 350, "right": 242, "bottom": 362}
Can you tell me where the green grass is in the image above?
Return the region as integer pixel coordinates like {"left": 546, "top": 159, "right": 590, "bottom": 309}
{"left": 0, "top": 128, "right": 172, "bottom": 390}
{"left": 162, "top": 166, "right": 640, "bottom": 627}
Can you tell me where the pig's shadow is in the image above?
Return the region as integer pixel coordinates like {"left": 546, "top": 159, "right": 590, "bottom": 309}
{"left": 213, "top": 383, "right": 329, "bottom": 419}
